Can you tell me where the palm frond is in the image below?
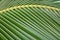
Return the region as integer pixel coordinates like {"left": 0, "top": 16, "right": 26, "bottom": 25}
{"left": 0, "top": 5, "right": 60, "bottom": 40}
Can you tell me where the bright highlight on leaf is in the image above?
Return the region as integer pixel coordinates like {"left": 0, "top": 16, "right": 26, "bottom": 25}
{"left": 0, "top": 5, "right": 60, "bottom": 40}
{"left": 53, "top": 1, "right": 60, "bottom": 3}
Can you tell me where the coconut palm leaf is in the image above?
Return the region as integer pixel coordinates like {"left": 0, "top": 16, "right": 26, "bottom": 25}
{"left": 0, "top": 5, "right": 60, "bottom": 40}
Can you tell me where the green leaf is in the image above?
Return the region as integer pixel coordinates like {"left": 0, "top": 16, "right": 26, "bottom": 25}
{"left": 0, "top": 5, "right": 60, "bottom": 40}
